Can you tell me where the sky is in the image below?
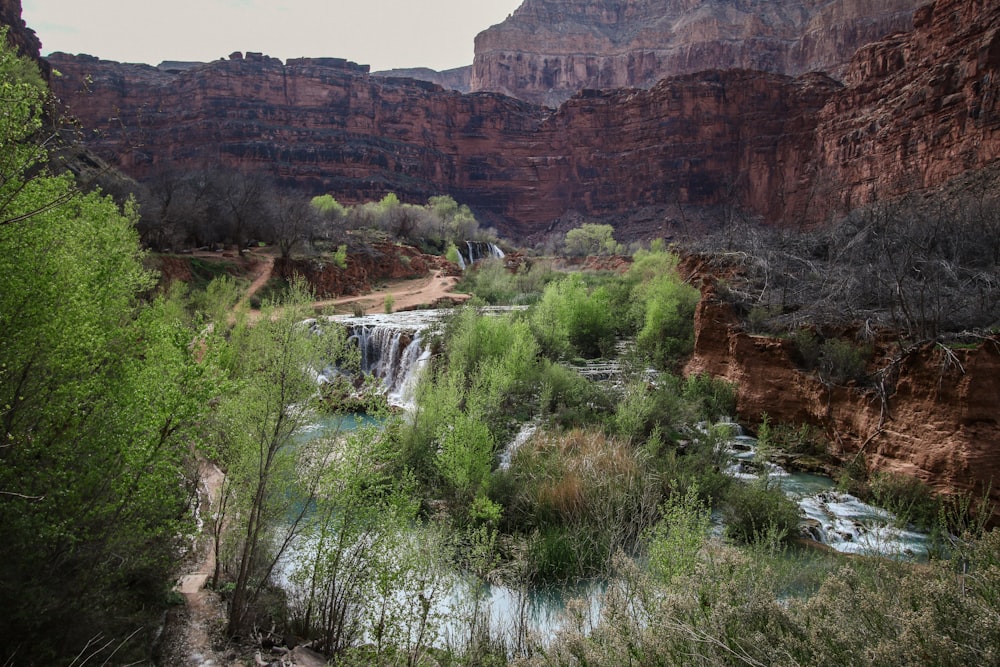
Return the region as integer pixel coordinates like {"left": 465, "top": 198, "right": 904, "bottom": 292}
{"left": 21, "top": 0, "right": 524, "bottom": 72}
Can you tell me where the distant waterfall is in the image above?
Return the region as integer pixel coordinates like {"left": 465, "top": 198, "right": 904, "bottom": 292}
{"left": 456, "top": 240, "right": 505, "bottom": 270}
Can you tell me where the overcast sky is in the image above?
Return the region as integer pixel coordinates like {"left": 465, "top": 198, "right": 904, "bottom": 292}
{"left": 21, "top": 0, "right": 524, "bottom": 72}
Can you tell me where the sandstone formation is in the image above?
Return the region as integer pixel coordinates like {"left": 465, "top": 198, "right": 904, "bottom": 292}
{"left": 685, "top": 280, "right": 1000, "bottom": 517}
{"left": 45, "top": 52, "right": 835, "bottom": 237}
{"left": 44, "top": 0, "right": 1000, "bottom": 239}
{"left": 812, "top": 0, "right": 1000, "bottom": 216}
{"left": 471, "top": 0, "right": 925, "bottom": 107}
{"left": 0, "top": 0, "right": 47, "bottom": 77}
{"left": 373, "top": 65, "right": 472, "bottom": 93}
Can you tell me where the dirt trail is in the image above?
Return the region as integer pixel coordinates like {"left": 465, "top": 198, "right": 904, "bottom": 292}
{"left": 238, "top": 254, "right": 276, "bottom": 309}
{"left": 312, "top": 270, "right": 470, "bottom": 314}
{"left": 160, "top": 461, "right": 228, "bottom": 666}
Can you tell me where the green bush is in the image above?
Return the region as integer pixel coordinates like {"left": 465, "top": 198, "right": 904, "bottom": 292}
{"left": 722, "top": 479, "right": 801, "bottom": 545}
{"left": 682, "top": 373, "right": 737, "bottom": 421}
{"left": 537, "top": 361, "right": 612, "bottom": 428}
{"left": 563, "top": 222, "right": 621, "bottom": 256}
{"left": 623, "top": 248, "right": 700, "bottom": 369}
{"left": 867, "top": 471, "right": 939, "bottom": 530}
{"left": 500, "top": 429, "right": 660, "bottom": 581}
{"left": 531, "top": 274, "right": 616, "bottom": 359}
{"left": 818, "top": 337, "right": 870, "bottom": 384}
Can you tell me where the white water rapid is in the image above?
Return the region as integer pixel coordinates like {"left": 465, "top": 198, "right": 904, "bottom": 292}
{"left": 719, "top": 422, "right": 932, "bottom": 558}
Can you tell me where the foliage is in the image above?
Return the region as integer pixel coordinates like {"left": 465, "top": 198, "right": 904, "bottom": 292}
{"left": 536, "top": 360, "right": 613, "bottom": 428}
{"left": 0, "top": 40, "right": 214, "bottom": 664}
{"left": 403, "top": 308, "right": 540, "bottom": 501}
{"left": 722, "top": 478, "right": 801, "bottom": 546}
{"left": 497, "top": 429, "right": 661, "bottom": 581}
{"left": 818, "top": 337, "right": 870, "bottom": 384}
{"left": 531, "top": 274, "right": 616, "bottom": 359}
{"left": 623, "top": 248, "right": 700, "bottom": 368}
{"left": 533, "top": 530, "right": 1000, "bottom": 667}
{"left": 213, "top": 280, "right": 358, "bottom": 636}
{"left": 455, "top": 256, "right": 558, "bottom": 306}
{"left": 287, "top": 421, "right": 434, "bottom": 660}
{"left": 563, "top": 223, "right": 622, "bottom": 257}
{"left": 645, "top": 486, "right": 711, "bottom": 584}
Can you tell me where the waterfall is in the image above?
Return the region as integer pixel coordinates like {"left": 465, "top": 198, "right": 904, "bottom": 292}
{"left": 456, "top": 240, "right": 505, "bottom": 270}
{"left": 330, "top": 310, "right": 447, "bottom": 409}
{"left": 498, "top": 422, "right": 539, "bottom": 471}
{"left": 717, "top": 422, "right": 932, "bottom": 558}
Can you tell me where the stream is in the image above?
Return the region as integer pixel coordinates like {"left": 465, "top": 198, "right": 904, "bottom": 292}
{"left": 290, "top": 310, "right": 934, "bottom": 649}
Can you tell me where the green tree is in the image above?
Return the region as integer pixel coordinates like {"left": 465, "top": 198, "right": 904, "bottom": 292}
{"left": 214, "top": 281, "right": 356, "bottom": 637}
{"left": 0, "top": 37, "right": 213, "bottom": 663}
{"left": 563, "top": 222, "right": 621, "bottom": 256}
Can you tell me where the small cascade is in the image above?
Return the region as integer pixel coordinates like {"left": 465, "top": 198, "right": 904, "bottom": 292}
{"left": 498, "top": 422, "right": 539, "bottom": 471}
{"left": 716, "top": 422, "right": 932, "bottom": 558}
{"left": 457, "top": 240, "right": 505, "bottom": 269}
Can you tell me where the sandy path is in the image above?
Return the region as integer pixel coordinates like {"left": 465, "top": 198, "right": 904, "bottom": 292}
{"left": 312, "top": 270, "right": 470, "bottom": 315}
{"left": 160, "top": 460, "right": 228, "bottom": 666}
{"left": 238, "top": 253, "right": 276, "bottom": 309}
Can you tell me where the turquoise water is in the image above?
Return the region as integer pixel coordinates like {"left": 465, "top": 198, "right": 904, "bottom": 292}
{"left": 292, "top": 411, "right": 382, "bottom": 444}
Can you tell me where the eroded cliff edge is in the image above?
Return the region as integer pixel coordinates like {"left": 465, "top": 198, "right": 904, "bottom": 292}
{"left": 46, "top": 0, "right": 1000, "bottom": 239}
{"left": 471, "top": 0, "right": 924, "bottom": 107}
{"left": 685, "top": 279, "right": 1000, "bottom": 516}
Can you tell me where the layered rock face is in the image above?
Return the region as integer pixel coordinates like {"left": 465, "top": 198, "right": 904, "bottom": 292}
{"left": 46, "top": 0, "right": 1000, "bottom": 238}
{"left": 373, "top": 66, "right": 472, "bottom": 93}
{"left": 47, "top": 51, "right": 837, "bottom": 236}
{"left": 813, "top": 0, "right": 1000, "bottom": 215}
{"left": 685, "top": 283, "right": 1000, "bottom": 516}
{"left": 471, "top": 0, "right": 924, "bottom": 107}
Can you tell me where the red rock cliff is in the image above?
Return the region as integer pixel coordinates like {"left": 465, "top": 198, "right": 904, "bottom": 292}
{"left": 685, "top": 284, "right": 1000, "bottom": 515}
{"left": 471, "top": 0, "right": 924, "bottom": 107}
{"left": 46, "top": 51, "right": 836, "bottom": 237}
{"left": 40, "top": 0, "right": 1000, "bottom": 238}
{"left": 812, "top": 0, "right": 1000, "bottom": 217}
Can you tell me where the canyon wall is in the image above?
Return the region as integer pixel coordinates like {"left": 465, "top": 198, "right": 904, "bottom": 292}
{"left": 45, "top": 0, "right": 1000, "bottom": 238}
{"left": 47, "top": 51, "right": 835, "bottom": 238}
{"left": 813, "top": 0, "right": 1000, "bottom": 214}
{"left": 0, "top": 0, "right": 47, "bottom": 77}
{"left": 471, "top": 0, "right": 924, "bottom": 107}
{"left": 685, "top": 282, "right": 1000, "bottom": 514}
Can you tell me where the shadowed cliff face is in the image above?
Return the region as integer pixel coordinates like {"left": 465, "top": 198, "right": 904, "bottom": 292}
{"left": 471, "top": 0, "right": 925, "bottom": 107}
{"left": 47, "top": 51, "right": 835, "bottom": 237}
{"left": 42, "top": 0, "right": 1000, "bottom": 240}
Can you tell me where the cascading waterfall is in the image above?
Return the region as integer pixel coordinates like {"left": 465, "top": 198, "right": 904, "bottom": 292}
{"left": 456, "top": 240, "right": 505, "bottom": 270}
{"left": 718, "top": 423, "right": 932, "bottom": 558}
{"left": 331, "top": 310, "right": 446, "bottom": 409}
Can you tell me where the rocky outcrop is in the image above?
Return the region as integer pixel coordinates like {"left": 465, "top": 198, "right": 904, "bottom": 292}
{"left": 685, "top": 282, "right": 1000, "bottom": 516}
{"left": 811, "top": 0, "right": 1000, "bottom": 217}
{"left": 0, "top": 0, "right": 48, "bottom": 77}
{"left": 372, "top": 66, "right": 472, "bottom": 93}
{"left": 471, "top": 0, "right": 924, "bottom": 107}
{"left": 39, "top": 0, "right": 1000, "bottom": 239}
